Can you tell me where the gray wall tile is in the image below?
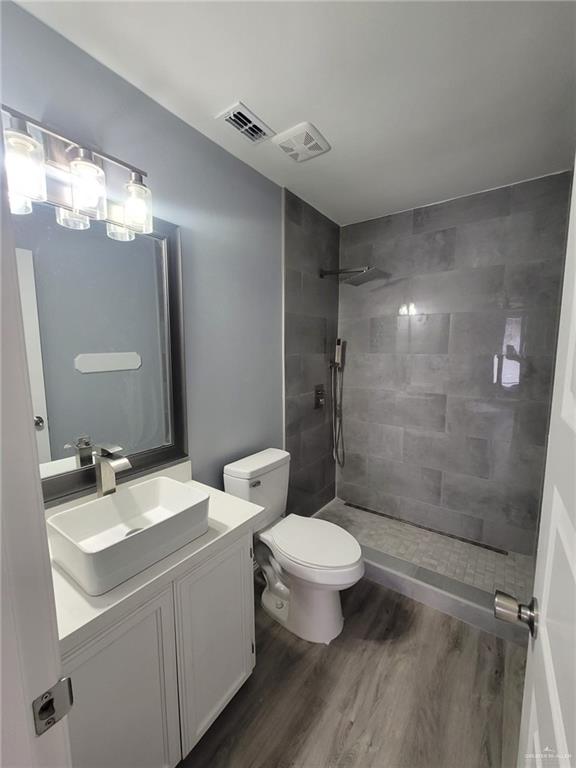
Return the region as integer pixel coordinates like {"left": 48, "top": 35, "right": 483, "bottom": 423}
{"left": 343, "top": 418, "right": 403, "bottom": 461}
{"left": 442, "top": 472, "right": 538, "bottom": 529}
{"left": 510, "top": 172, "right": 572, "bottom": 213}
{"left": 403, "top": 430, "right": 490, "bottom": 478}
{"left": 491, "top": 441, "right": 545, "bottom": 491}
{"left": 335, "top": 174, "right": 568, "bottom": 553}
{"left": 504, "top": 261, "right": 563, "bottom": 309}
{"left": 449, "top": 310, "right": 557, "bottom": 357}
{"left": 374, "top": 229, "right": 456, "bottom": 278}
{"left": 370, "top": 314, "right": 450, "bottom": 354}
{"left": 367, "top": 456, "right": 442, "bottom": 505}
{"left": 410, "top": 266, "right": 505, "bottom": 313}
{"left": 446, "top": 397, "right": 548, "bottom": 446}
{"left": 285, "top": 313, "right": 327, "bottom": 355}
{"left": 413, "top": 187, "right": 511, "bottom": 234}
{"left": 284, "top": 191, "right": 338, "bottom": 516}
{"left": 344, "top": 353, "right": 409, "bottom": 390}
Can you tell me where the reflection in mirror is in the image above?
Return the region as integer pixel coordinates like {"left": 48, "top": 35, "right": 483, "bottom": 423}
{"left": 13, "top": 202, "right": 174, "bottom": 481}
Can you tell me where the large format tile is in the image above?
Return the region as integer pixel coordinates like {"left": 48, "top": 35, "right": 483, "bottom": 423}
{"left": 442, "top": 472, "right": 539, "bottom": 529}
{"left": 344, "top": 352, "right": 409, "bottom": 390}
{"left": 344, "top": 388, "right": 446, "bottom": 431}
{"left": 403, "top": 430, "right": 490, "bottom": 478}
{"left": 343, "top": 418, "right": 403, "bottom": 461}
{"left": 301, "top": 422, "right": 332, "bottom": 466}
{"left": 285, "top": 313, "right": 327, "bottom": 354}
{"left": 301, "top": 272, "right": 339, "bottom": 318}
{"left": 366, "top": 456, "right": 442, "bottom": 505}
{"left": 449, "top": 310, "right": 558, "bottom": 357}
{"left": 491, "top": 441, "right": 545, "bottom": 491}
{"left": 510, "top": 171, "right": 572, "bottom": 213}
{"left": 410, "top": 353, "right": 554, "bottom": 401}
{"left": 413, "top": 186, "right": 511, "bottom": 233}
{"left": 410, "top": 266, "right": 505, "bottom": 313}
{"left": 454, "top": 208, "right": 568, "bottom": 269}
{"left": 370, "top": 313, "right": 450, "bottom": 354}
{"left": 504, "top": 261, "right": 563, "bottom": 309}
{"left": 374, "top": 228, "right": 456, "bottom": 278}
{"left": 339, "top": 273, "right": 411, "bottom": 318}
{"left": 341, "top": 210, "right": 413, "bottom": 251}
{"left": 446, "top": 397, "right": 549, "bottom": 446}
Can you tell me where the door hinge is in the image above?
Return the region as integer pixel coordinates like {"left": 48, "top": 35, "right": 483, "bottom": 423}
{"left": 250, "top": 547, "right": 253, "bottom": 559}
{"left": 251, "top": 641, "right": 255, "bottom": 654}
{"left": 32, "top": 677, "right": 73, "bottom": 736}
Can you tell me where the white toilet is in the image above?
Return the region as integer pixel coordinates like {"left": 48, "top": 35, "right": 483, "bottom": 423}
{"left": 223, "top": 448, "right": 364, "bottom": 644}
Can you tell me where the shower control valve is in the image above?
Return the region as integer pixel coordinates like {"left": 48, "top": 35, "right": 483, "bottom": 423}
{"left": 314, "top": 385, "right": 326, "bottom": 410}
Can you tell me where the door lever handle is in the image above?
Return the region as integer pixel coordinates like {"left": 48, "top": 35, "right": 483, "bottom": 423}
{"left": 494, "top": 590, "right": 538, "bottom": 638}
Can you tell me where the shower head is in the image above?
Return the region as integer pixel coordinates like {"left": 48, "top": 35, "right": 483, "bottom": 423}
{"left": 319, "top": 266, "right": 391, "bottom": 285}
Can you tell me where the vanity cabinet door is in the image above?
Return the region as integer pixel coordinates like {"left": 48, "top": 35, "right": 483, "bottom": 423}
{"left": 175, "top": 533, "right": 255, "bottom": 756}
{"left": 62, "top": 588, "right": 181, "bottom": 768}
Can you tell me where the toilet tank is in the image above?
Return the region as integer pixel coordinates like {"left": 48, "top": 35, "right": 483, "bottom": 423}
{"left": 223, "top": 448, "right": 290, "bottom": 531}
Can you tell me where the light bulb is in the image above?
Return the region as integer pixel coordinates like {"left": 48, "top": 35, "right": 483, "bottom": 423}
{"left": 56, "top": 207, "right": 90, "bottom": 230}
{"left": 69, "top": 148, "right": 107, "bottom": 219}
{"left": 4, "top": 119, "right": 47, "bottom": 213}
{"left": 124, "top": 172, "right": 153, "bottom": 234}
{"left": 107, "top": 222, "right": 135, "bottom": 242}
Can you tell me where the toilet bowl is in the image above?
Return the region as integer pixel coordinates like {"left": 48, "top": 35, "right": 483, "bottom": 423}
{"left": 223, "top": 448, "right": 364, "bottom": 644}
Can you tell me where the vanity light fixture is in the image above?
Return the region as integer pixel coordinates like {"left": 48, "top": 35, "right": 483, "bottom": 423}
{"left": 2, "top": 104, "right": 153, "bottom": 236}
{"left": 3, "top": 116, "right": 47, "bottom": 215}
{"left": 124, "top": 172, "right": 153, "bottom": 234}
{"left": 68, "top": 147, "right": 107, "bottom": 220}
{"left": 56, "top": 207, "right": 90, "bottom": 230}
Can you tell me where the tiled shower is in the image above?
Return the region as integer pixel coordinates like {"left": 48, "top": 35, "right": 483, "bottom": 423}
{"left": 285, "top": 172, "right": 570, "bottom": 597}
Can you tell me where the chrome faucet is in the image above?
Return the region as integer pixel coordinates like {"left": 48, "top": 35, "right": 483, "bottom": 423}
{"left": 94, "top": 444, "right": 132, "bottom": 496}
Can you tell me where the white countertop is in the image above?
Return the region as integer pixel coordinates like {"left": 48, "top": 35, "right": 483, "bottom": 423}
{"left": 51, "top": 477, "right": 265, "bottom": 655}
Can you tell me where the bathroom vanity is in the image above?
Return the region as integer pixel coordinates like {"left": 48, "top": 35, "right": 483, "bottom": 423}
{"left": 49, "top": 463, "right": 265, "bottom": 768}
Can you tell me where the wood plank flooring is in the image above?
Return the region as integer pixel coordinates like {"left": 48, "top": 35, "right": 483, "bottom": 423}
{"left": 183, "top": 579, "right": 526, "bottom": 768}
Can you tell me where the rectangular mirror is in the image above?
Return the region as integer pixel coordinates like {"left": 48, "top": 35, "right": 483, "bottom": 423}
{"left": 12, "top": 202, "right": 186, "bottom": 503}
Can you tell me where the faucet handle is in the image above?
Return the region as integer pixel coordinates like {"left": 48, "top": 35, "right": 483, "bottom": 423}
{"left": 94, "top": 443, "right": 125, "bottom": 458}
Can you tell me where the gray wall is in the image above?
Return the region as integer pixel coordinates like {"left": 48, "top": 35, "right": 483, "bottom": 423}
{"left": 2, "top": 2, "right": 283, "bottom": 487}
{"left": 338, "top": 172, "right": 571, "bottom": 554}
{"left": 12, "top": 205, "right": 169, "bottom": 459}
{"left": 284, "top": 191, "right": 339, "bottom": 517}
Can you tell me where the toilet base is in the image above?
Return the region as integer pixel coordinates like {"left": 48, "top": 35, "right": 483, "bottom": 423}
{"left": 261, "top": 577, "right": 344, "bottom": 645}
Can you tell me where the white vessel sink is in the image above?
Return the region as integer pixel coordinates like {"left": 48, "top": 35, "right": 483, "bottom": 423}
{"left": 48, "top": 477, "right": 210, "bottom": 595}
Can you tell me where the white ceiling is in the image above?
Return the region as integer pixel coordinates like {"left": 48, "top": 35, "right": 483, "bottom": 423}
{"left": 21, "top": 1, "right": 576, "bottom": 225}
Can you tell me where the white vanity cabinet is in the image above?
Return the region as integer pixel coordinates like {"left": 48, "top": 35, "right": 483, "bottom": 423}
{"left": 61, "top": 588, "right": 181, "bottom": 768}
{"left": 60, "top": 532, "right": 255, "bottom": 767}
{"left": 175, "top": 533, "right": 255, "bottom": 755}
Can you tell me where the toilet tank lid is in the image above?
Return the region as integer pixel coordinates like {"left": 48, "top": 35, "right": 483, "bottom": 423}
{"left": 223, "top": 448, "right": 290, "bottom": 480}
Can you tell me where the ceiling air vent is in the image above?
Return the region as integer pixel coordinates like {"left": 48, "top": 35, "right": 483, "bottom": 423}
{"left": 272, "top": 122, "right": 331, "bottom": 162}
{"left": 216, "top": 102, "right": 275, "bottom": 144}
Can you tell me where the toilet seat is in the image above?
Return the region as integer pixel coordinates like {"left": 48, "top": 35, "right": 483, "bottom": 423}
{"left": 259, "top": 515, "right": 363, "bottom": 588}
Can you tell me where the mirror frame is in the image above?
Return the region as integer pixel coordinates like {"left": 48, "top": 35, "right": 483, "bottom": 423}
{"left": 38, "top": 217, "right": 187, "bottom": 506}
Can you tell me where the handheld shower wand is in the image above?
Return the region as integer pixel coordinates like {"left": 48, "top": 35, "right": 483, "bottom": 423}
{"left": 331, "top": 339, "right": 345, "bottom": 467}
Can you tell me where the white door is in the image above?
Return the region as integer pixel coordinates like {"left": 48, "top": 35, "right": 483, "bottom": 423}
{"left": 1, "top": 168, "right": 72, "bottom": 766}
{"left": 15, "top": 247, "right": 52, "bottom": 463}
{"left": 174, "top": 535, "right": 255, "bottom": 757}
{"left": 515, "top": 172, "right": 576, "bottom": 767}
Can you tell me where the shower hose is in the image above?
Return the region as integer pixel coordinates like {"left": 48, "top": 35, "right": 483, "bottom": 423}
{"left": 331, "top": 363, "right": 345, "bottom": 467}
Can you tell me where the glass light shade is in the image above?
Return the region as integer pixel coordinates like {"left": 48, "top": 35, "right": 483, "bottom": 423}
{"left": 107, "top": 222, "right": 135, "bottom": 242}
{"left": 69, "top": 150, "right": 107, "bottom": 219}
{"left": 56, "top": 207, "right": 90, "bottom": 230}
{"left": 124, "top": 174, "right": 153, "bottom": 234}
{"left": 4, "top": 125, "right": 47, "bottom": 211}
{"left": 9, "top": 194, "right": 33, "bottom": 215}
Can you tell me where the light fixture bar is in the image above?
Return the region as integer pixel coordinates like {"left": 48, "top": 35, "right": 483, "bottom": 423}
{"left": 1, "top": 104, "right": 148, "bottom": 179}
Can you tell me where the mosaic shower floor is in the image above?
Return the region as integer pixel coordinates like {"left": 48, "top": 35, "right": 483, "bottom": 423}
{"left": 317, "top": 498, "right": 534, "bottom": 603}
